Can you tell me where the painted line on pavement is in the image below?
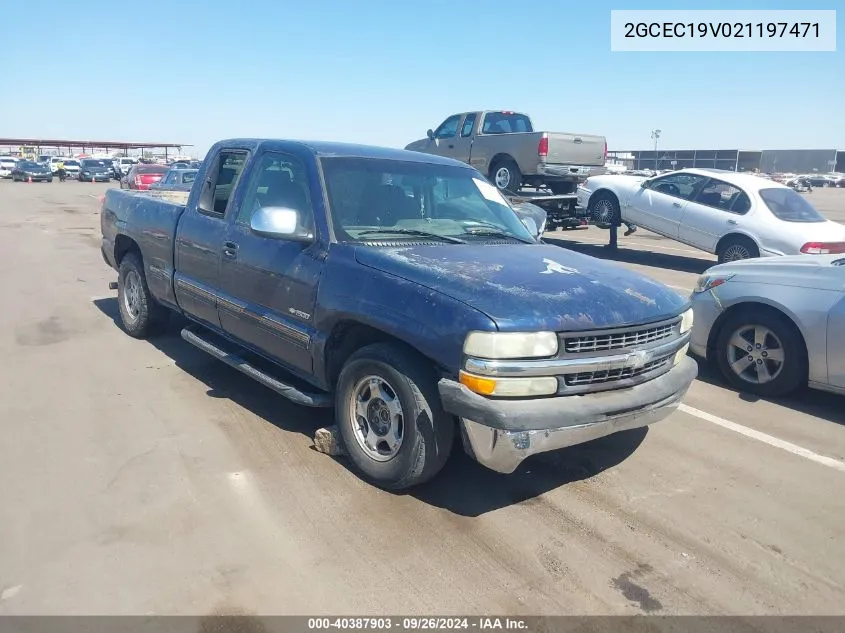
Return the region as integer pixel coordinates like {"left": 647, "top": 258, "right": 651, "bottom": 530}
{"left": 569, "top": 236, "right": 706, "bottom": 255}
{"left": 679, "top": 403, "right": 845, "bottom": 472}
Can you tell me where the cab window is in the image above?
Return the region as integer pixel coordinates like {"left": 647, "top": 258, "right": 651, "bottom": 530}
{"left": 237, "top": 152, "right": 314, "bottom": 235}
{"left": 434, "top": 115, "right": 461, "bottom": 139}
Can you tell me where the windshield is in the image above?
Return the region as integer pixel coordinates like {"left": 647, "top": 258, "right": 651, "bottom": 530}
{"left": 65, "top": 160, "right": 79, "bottom": 167}
{"left": 481, "top": 112, "right": 533, "bottom": 134}
{"left": 19, "top": 161, "right": 41, "bottom": 169}
{"left": 320, "top": 157, "right": 534, "bottom": 243}
{"left": 137, "top": 165, "right": 168, "bottom": 174}
{"left": 759, "top": 187, "right": 826, "bottom": 223}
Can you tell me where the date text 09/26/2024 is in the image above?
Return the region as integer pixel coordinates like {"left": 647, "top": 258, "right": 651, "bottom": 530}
{"left": 307, "top": 618, "right": 528, "bottom": 630}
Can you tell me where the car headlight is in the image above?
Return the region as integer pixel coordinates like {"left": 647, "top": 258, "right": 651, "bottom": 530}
{"left": 464, "top": 331, "right": 558, "bottom": 359}
{"left": 693, "top": 273, "right": 735, "bottom": 294}
{"left": 459, "top": 371, "right": 558, "bottom": 397}
{"left": 679, "top": 308, "right": 694, "bottom": 334}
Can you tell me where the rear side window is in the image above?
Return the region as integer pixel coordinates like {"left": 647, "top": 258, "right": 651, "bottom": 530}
{"left": 460, "top": 113, "right": 477, "bottom": 138}
{"left": 199, "top": 150, "right": 248, "bottom": 216}
{"left": 759, "top": 187, "right": 826, "bottom": 223}
{"left": 693, "top": 179, "right": 750, "bottom": 215}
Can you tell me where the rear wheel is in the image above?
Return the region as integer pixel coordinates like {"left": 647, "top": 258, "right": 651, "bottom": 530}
{"left": 117, "top": 252, "right": 167, "bottom": 338}
{"left": 335, "top": 342, "right": 454, "bottom": 490}
{"left": 490, "top": 159, "right": 522, "bottom": 193}
{"left": 717, "top": 236, "right": 759, "bottom": 263}
{"left": 715, "top": 308, "right": 806, "bottom": 397}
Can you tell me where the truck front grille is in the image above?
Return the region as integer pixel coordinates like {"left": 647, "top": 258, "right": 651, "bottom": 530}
{"left": 563, "top": 319, "right": 678, "bottom": 354}
{"left": 562, "top": 354, "right": 673, "bottom": 387}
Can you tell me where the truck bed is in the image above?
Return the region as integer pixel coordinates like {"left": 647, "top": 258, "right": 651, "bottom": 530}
{"left": 101, "top": 188, "right": 189, "bottom": 307}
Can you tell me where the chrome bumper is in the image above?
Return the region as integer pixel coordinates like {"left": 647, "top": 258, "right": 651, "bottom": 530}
{"left": 440, "top": 356, "right": 697, "bottom": 474}
{"left": 538, "top": 163, "right": 594, "bottom": 179}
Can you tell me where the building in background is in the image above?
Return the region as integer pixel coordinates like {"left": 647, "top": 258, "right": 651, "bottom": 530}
{"left": 608, "top": 148, "right": 843, "bottom": 173}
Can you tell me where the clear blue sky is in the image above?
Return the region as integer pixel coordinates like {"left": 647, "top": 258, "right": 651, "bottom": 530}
{"left": 0, "top": 0, "right": 840, "bottom": 157}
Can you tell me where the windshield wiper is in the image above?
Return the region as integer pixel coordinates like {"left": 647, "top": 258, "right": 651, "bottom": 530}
{"left": 357, "top": 229, "right": 466, "bottom": 244}
{"left": 460, "top": 223, "right": 534, "bottom": 243}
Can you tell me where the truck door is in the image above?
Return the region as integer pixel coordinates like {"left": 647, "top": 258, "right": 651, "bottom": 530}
{"left": 174, "top": 149, "right": 248, "bottom": 330}
{"left": 437, "top": 112, "right": 477, "bottom": 164}
{"left": 216, "top": 150, "right": 322, "bottom": 375}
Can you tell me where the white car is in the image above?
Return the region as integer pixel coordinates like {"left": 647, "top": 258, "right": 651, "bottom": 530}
{"left": 577, "top": 168, "right": 845, "bottom": 263}
{"left": 117, "top": 157, "right": 136, "bottom": 176}
{"left": 0, "top": 156, "right": 18, "bottom": 178}
{"left": 63, "top": 159, "right": 81, "bottom": 177}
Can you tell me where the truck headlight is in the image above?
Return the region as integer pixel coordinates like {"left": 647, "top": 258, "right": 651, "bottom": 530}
{"left": 464, "top": 331, "right": 558, "bottom": 359}
{"left": 679, "top": 308, "right": 694, "bottom": 334}
{"left": 459, "top": 371, "right": 558, "bottom": 397}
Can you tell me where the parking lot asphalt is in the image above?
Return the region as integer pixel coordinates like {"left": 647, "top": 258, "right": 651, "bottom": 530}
{"left": 0, "top": 180, "right": 843, "bottom": 616}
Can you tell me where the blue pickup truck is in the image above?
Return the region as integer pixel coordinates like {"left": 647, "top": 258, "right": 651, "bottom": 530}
{"left": 100, "top": 138, "right": 697, "bottom": 489}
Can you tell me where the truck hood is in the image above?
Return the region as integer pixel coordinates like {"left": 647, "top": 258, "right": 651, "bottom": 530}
{"left": 354, "top": 244, "right": 688, "bottom": 331}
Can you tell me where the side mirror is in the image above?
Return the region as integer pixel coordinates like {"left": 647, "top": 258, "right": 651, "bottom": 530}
{"left": 250, "top": 206, "right": 312, "bottom": 242}
{"left": 426, "top": 129, "right": 435, "bottom": 141}
{"left": 640, "top": 180, "right": 650, "bottom": 189}
{"left": 520, "top": 216, "right": 539, "bottom": 238}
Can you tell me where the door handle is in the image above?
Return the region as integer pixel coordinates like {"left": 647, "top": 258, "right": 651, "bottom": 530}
{"left": 672, "top": 202, "right": 682, "bottom": 208}
{"left": 727, "top": 219, "right": 738, "bottom": 225}
{"left": 222, "top": 241, "right": 239, "bottom": 259}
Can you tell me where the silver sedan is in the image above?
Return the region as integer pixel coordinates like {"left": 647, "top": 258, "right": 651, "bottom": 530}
{"left": 688, "top": 254, "right": 845, "bottom": 396}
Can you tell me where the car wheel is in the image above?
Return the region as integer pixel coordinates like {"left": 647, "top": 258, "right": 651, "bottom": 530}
{"left": 117, "top": 252, "right": 167, "bottom": 339}
{"left": 335, "top": 342, "right": 454, "bottom": 490}
{"left": 717, "top": 236, "right": 759, "bottom": 263}
{"left": 490, "top": 159, "right": 522, "bottom": 193}
{"left": 588, "top": 191, "right": 620, "bottom": 226}
{"left": 715, "top": 308, "right": 806, "bottom": 397}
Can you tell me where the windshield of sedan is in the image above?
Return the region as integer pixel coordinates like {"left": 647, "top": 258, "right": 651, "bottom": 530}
{"left": 65, "top": 160, "right": 80, "bottom": 167}
{"left": 320, "top": 157, "right": 534, "bottom": 243}
{"left": 19, "top": 161, "right": 42, "bottom": 169}
{"left": 759, "top": 187, "right": 826, "bottom": 223}
{"left": 81, "top": 159, "right": 109, "bottom": 168}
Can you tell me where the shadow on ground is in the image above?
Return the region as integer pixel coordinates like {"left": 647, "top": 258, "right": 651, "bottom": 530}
{"left": 94, "top": 296, "right": 650, "bottom": 516}
{"left": 543, "top": 234, "right": 715, "bottom": 275}
{"left": 694, "top": 358, "right": 845, "bottom": 427}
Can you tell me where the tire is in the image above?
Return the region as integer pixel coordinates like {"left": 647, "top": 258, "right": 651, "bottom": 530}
{"left": 117, "top": 252, "right": 167, "bottom": 338}
{"left": 717, "top": 235, "right": 759, "bottom": 264}
{"left": 715, "top": 308, "right": 806, "bottom": 397}
{"left": 548, "top": 181, "right": 577, "bottom": 195}
{"left": 588, "top": 191, "right": 620, "bottom": 226}
{"left": 490, "top": 159, "right": 522, "bottom": 193}
{"left": 335, "top": 342, "right": 454, "bottom": 490}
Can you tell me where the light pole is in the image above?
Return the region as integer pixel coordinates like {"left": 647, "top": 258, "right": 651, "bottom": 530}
{"left": 651, "top": 129, "right": 661, "bottom": 170}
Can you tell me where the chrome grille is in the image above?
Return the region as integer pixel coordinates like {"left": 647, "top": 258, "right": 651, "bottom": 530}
{"left": 564, "top": 320, "right": 678, "bottom": 354}
{"left": 563, "top": 355, "right": 672, "bottom": 387}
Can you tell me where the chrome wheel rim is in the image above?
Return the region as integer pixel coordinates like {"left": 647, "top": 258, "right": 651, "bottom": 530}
{"left": 722, "top": 244, "right": 751, "bottom": 261}
{"left": 725, "top": 325, "right": 785, "bottom": 385}
{"left": 122, "top": 270, "right": 142, "bottom": 321}
{"left": 592, "top": 199, "right": 615, "bottom": 223}
{"left": 494, "top": 167, "right": 511, "bottom": 189}
{"left": 349, "top": 375, "right": 404, "bottom": 462}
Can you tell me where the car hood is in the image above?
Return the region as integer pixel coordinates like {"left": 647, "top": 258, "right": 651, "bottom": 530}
{"left": 704, "top": 253, "right": 845, "bottom": 290}
{"left": 354, "top": 244, "right": 688, "bottom": 331}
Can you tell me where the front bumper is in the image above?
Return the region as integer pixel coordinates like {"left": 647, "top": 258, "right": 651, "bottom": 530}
{"left": 689, "top": 291, "right": 722, "bottom": 359}
{"left": 439, "top": 356, "right": 697, "bottom": 473}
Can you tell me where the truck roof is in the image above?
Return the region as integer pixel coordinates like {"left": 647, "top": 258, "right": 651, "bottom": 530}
{"left": 216, "top": 139, "right": 469, "bottom": 168}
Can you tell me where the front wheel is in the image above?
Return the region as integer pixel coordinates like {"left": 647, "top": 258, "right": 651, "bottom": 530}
{"left": 117, "top": 252, "right": 167, "bottom": 338}
{"left": 335, "top": 343, "right": 454, "bottom": 490}
{"left": 588, "top": 191, "right": 620, "bottom": 226}
{"left": 715, "top": 308, "right": 806, "bottom": 397}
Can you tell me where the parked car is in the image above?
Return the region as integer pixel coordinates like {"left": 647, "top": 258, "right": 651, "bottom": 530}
{"left": 120, "top": 163, "right": 168, "bottom": 190}
{"left": 11, "top": 160, "right": 53, "bottom": 182}
{"left": 406, "top": 111, "right": 606, "bottom": 195}
{"left": 0, "top": 156, "right": 18, "bottom": 178}
{"left": 149, "top": 168, "right": 199, "bottom": 192}
{"left": 689, "top": 254, "right": 845, "bottom": 396}
{"left": 63, "top": 159, "right": 81, "bottom": 178}
{"left": 79, "top": 158, "right": 113, "bottom": 182}
{"left": 117, "top": 157, "right": 137, "bottom": 177}
{"left": 100, "top": 138, "right": 697, "bottom": 490}
{"left": 577, "top": 168, "right": 845, "bottom": 263}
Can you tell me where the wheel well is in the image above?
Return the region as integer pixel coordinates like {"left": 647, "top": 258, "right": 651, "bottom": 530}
{"left": 324, "top": 321, "right": 407, "bottom": 388}
{"left": 715, "top": 232, "right": 758, "bottom": 256}
{"left": 489, "top": 153, "right": 516, "bottom": 176}
{"left": 113, "top": 234, "right": 141, "bottom": 266}
{"left": 706, "top": 302, "right": 808, "bottom": 367}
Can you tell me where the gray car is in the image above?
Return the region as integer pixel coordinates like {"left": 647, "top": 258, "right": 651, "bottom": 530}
{"left": 689, "top": 254, "right": 845, "bottom": 396}
{"left": 149, "top": 168, "right": 199, "bottom": 192}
